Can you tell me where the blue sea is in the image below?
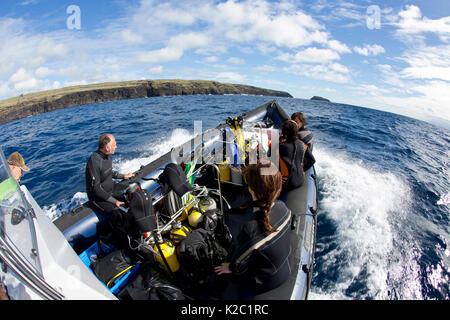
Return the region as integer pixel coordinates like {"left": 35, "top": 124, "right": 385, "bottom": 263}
{"left": 0, "top": 95, "right": 448, "bottom": 300}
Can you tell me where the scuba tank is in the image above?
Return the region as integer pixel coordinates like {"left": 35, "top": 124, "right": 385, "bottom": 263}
{"left": 153, "top": 235, "right": 180, "bottom": 273}
{"left": 199, "top": 196, "right": 221, "bottom": 232}
{"left": 177, "top": 193, "right": 196, "bottom": 222}
{"left": 198, "top": 196, "right": 217, "bottom": 212}
{"left": 170, "top": 221, "right": 191, "bottom": 245}
{"left": 187, "top": 196, "right": 217, "bottom": 228}
{"left": 188, "top": 209, "right": 203, "bottom": 228}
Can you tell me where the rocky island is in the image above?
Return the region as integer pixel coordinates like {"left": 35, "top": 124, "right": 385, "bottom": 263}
{"left": 310, "top": 96, "right": 330, "bottom": 102}
{"left": 0, "top": 79, "right": 292, "bottom": 125}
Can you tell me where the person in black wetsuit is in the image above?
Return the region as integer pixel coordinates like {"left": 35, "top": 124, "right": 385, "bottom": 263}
{"left": 279, "top": 120, "right": 306, "bottom": 191}
{"left": 215, "top": 160, "right": 292, "bottom": 299}
{"left": 85, "top": 134, "right": 134, "bottom": 233}
{"left": 291, "top": 112, "right": 313, "bottom": 152}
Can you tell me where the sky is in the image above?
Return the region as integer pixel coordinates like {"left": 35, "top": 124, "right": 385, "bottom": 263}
{"left": 1, "top": 0, "right": 449, "bottom": 129}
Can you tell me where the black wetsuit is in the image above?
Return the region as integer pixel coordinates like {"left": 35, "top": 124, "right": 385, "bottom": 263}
{"left": 227, "top": 200, "right": 293, "bottom": 297}
{"left": 85, "top": 149, "right": 127, "bottom": 223}
{"left": 279, "top": 139, "right": 305, "bottom": 190}
{"left": 298, "top": 125, "right": 313, "bottom": 152}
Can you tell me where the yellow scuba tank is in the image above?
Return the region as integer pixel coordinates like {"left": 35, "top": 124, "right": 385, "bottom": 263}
{"left": 178, "top": 193, "right": 196, "bottom": 221}
{"left": 170, "top": 222, "right": 191, "bottom": 245}
{"left": 153, "top": 239, "right": 180, "bottom": 273}
{"left": 198, "top": 196, "right": 217, "bottom": 213}
{"left": 188, "top": 209, "right": 203, "bottom": 228}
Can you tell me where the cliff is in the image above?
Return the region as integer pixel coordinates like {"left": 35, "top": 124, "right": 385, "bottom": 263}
{"left": 0, "top": 79, "right": 292, "bottom": 125}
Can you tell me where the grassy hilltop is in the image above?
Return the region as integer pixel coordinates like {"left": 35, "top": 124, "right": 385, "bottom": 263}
{"left": 0, "top": 79, "right": 292, "bottom": 125}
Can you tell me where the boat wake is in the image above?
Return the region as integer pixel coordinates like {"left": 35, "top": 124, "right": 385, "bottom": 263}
{"left": 308, "top": 147, "right": 424, "bottom": 300}
{"left": 437, "top": 192, "right": 450, "bottom": 205}
{"left": 43, "top": 192, "right": 88, "bottom": 222}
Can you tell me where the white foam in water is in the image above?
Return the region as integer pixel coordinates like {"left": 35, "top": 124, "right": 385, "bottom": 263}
{"left": 43, "top": 192, "right": 88, "bottom": 221}
{"left": 116, "top": 128, "right": 194, "bottom": 174}
{"left": 43, "top": 128, "right": 194, "bottom": 221}
{"left": 437, "top": 192, "right": 450, "bottom": 205}
{"left": 308, "top": 147, "right": 421, "bottom": 300}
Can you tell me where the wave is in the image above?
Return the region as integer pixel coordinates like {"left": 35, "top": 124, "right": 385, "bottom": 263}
{"left": 437, "top": 192, "right": 450, "bottom": 206}
{"left": 43, "top": 192, "right": 88, "bottom": 222}
{"left": 308, "top": 147, "right": 422, "bottom": 299}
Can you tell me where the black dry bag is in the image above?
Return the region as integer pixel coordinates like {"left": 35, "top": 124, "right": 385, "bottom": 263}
{"left": 93, "top": 249, "right": 134, "bottom": 288}
{"left": 121, "top": 269, "right": 185, "bottom": 300}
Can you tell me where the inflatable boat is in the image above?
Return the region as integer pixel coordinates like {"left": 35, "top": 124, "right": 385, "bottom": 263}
{"left": 0, "top": 100, "right": 318, "bottom": 300}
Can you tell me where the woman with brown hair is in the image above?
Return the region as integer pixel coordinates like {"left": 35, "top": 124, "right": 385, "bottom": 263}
{"left": 215, "top": 160, "right": 292, "bottom": 299}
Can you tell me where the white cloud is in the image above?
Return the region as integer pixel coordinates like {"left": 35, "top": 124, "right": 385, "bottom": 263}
{"left": 4, "top": 67, "right": 61, "bottom": 96}
{"left": 356, "top": 80, "right": 450, "bottom": 124}
{"left": 205, "top": 56, "right": 219, "bottom": 63}
{"left": 35, "top": 66, "right": 51, "bottom": 78}
{"left": 140, "top": 0, "right": 329, "bottom": 49}
{"left": 227, "top": 57, "right": 245, "bottom": 64}
{"left": 395, "top": 5, "right": 450, "bottom": 41}
{"left": 308, "top": 1, "right": 366, "bottom": 28}
{"left": 120, "top": 29, "right": 143, "bottom": 44}
{"left": 138, "top": 46, "right": 184, "bottom": 64}
{"left": 278, "top": 47, "right": 341, "bottom": 64}
{"left": 14, "top": 78, "right": 40, "bottom": 92}
{"left": 327, "top": 39, "right": 351, "bottom": 53}
{"left": 287, "top": 62, "right": 351, "bottom": 84}
{"left": 9, "top": 67, "right": 32, "bottom": 83}
{"left": 353, "top": 44, "right": 385, "bottom": 56}
{"left": 151, "top": 3, "right": 196, "bottom": 26}
{"left": 399, "top": 45, "right": 450, "bottom": 82}
{"left": 147, "top": 66, "right": 163, "bottom": 75}
{"left": 20, "top": 0, "right": 39, "bottom": 6}
{"left": 215, "top": 71, "right": 245, "bottom": 83}
{"left": 254, "top": 65, "right": 280, "bottom": 72}
{"left": 376, "top": 64, "right": 406, "bottom": 89}
{"left": 333, "top": 7, "right": 364, "bottom": 22}
{"left": 34, "top": 66, "right": 82, "bottom": 78}
{"left": 358, "top": 8, "right": 450, "bottom": 125}
{"left": 36, "top": 37, "right": 68, "bottom": 58}
{"left": 138, "top": 32, "right": 210, "bottom": 63}
{"left": 328, "top": 62, "right": 350, "bottom": 74}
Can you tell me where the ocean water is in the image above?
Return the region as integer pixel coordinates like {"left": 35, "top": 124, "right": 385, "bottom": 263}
{"left": 0, "top": 95, "right": 448, "bottom": 300}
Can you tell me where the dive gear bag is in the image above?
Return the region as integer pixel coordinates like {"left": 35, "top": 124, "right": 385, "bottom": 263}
{"left": 119, "top": 266, "right": 185, "bottom": 300}
{"left": 93, "top": 249, "right": 135, "bottom": 288}
{"left": 177, "top": 228, "right": 228, "bottom": 285}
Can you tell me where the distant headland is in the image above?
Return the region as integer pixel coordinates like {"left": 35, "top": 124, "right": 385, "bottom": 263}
{"left": 0, "top": 79, "right": 292, "bottom": 125}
